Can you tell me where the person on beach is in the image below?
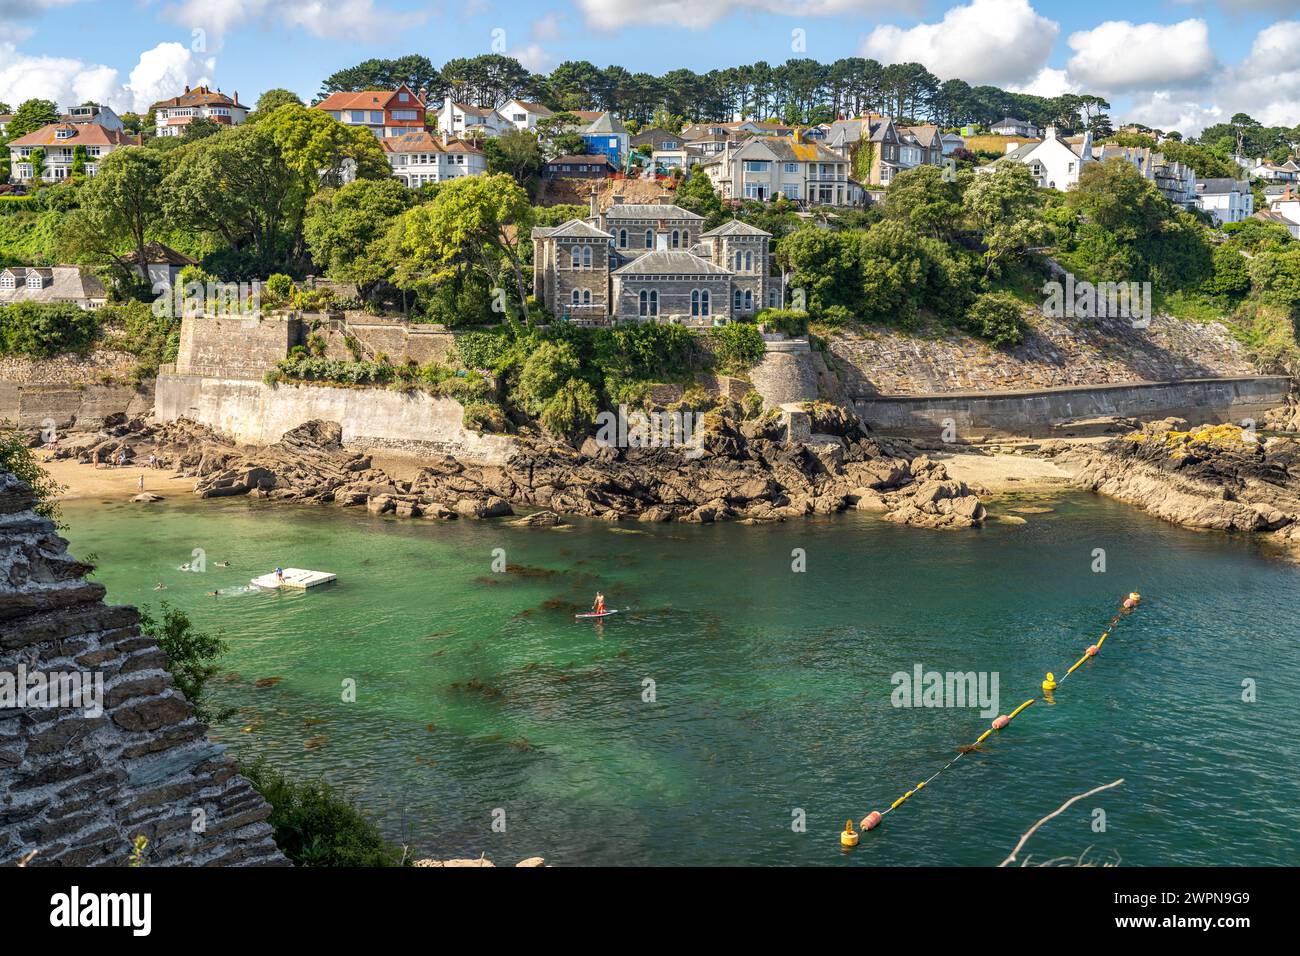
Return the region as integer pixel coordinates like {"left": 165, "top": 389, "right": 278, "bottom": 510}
{"left": 92, "top": 450, "right": 100, "bottom": 470}
{"left": 137, "top": 475, "right": 144, "bottom": 491}
{"left": 148, "top": 454, "right": 156, "bottom": 469}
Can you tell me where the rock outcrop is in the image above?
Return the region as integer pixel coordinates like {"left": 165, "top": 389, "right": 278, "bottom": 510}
{"left": 50, "top": 406, "right": 988, "bottom": 529}
{"left": 1055, "top": 420, "right": 1300, "bottom": 549}
{"left": 0, "top": 470, "right": 286, "bottom": 866}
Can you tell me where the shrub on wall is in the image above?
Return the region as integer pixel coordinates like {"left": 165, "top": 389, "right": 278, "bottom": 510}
{"left": 706, "top": 322, "right": 765, "bottom": 373}
{"left": 961, "top": 291, "right": 1027, "bottom": 349}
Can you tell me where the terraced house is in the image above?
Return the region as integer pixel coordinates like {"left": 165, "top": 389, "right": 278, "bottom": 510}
{"left": 532, "top": 193, "right": 779, "bottom": 326}
{"left": 6, "top": 121, "right": 136, "bottom": 182}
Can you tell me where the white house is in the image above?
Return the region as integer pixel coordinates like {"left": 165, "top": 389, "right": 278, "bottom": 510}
{"left": 1195, "top": 178, "right": 1255, "bottom": 225}
{"left": 382, "top": 130, "right": 486, "bottom": 187}
{"left": 941, "top": 132, "right": 966, "bottom": 156}
{"left": 1246, "top": 157, "right": 1299, "bottom": 184}
{"left": 500, "top": 99, "right": 552, "bottom": 132}
{"left": 0, "top": 266, "right": 107, "bottom": 309}
{"left": 437, "top": 96, "right": 511, "bottom": 138}
{"left": 150, "top": 86, "right": 249, "bottom": 137}
{"left": 1264, "top": 186, "right": 1300, "bottom": 237}
{"left": 7, "top": 122, "right": 135, "bottom": 183}
{"left": 991, "top": 117, "right": 1039, "bottom": 137}
{"left": 61, "top": 104, "right": 124, "bottom": 131}
{"left": 993, "top": 127, "right": 1091, "bottom": 190}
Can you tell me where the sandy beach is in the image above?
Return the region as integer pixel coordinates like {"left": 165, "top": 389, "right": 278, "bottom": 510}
{"left": 932, "top": 448, "right": 1077, "bottom": 493}
{"left": 38, "top": 455, "right": 193, "bottom": 501}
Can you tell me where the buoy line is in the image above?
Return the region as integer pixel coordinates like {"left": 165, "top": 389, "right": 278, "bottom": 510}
{"left": 840, "top": 592, "right": 1142, "bottom": 848}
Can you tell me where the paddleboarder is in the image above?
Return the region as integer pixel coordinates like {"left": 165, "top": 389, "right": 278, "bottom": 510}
{"left": 592, "top": 592, "right": 606, "bottom": 616}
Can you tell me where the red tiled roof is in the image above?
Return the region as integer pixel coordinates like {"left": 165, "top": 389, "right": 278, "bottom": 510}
{"left": 149, "top": 85, "right": 247, "bottom": 111}
{"left": 316, "top": 85, "right": 424, "bottom": 114}
{"left": 381, "top": 131, "right": 482, "bottom": 154}
{"left": 6, "top": 123, "right": 136, "bottom": 148}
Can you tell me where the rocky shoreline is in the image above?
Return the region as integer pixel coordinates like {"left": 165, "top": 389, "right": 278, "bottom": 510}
{"left": 1047, "top": 418, "right": 1300, "bottom": 552}
{"left": 45, "top": 405, "right": 988, "bottom": 530}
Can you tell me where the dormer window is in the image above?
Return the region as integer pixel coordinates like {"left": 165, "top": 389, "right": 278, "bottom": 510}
{"left": 56, "top": 128, "right": 75, "bottom": 139}
{"left": 26, "top": 274, "right": 43, "bottom": 290}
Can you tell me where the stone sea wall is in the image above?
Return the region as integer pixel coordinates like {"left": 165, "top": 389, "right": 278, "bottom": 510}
{"left": 0, "top": 471, "right": 286, "bottom": 867}
{"left": 854, "top": 376, "right": 1291, "bottom": 439}
{"left": 155, "top": 370, "right": 515, "bottom": 464}
{"left": 0, "top": 352, "right": 150, "bottom": 433}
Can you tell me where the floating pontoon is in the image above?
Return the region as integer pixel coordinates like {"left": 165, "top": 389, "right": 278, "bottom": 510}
{"left": 250, "top": 568, "right": 336, "bottom": 590}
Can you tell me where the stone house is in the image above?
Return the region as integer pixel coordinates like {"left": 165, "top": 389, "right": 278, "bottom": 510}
{"left": 532, "top": 193, "right": 779, "bottom": 325}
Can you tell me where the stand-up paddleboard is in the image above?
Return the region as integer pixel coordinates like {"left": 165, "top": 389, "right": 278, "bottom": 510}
{"left": 576, "top": 609, "right": 619, "bottom": 619}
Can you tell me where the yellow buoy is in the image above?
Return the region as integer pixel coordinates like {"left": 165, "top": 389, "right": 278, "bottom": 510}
{"left": 1042, "top": 671, "right": 1057, "bottom": 692}
{"left": 840, "top": 818, "right": 859, "bottom": 847}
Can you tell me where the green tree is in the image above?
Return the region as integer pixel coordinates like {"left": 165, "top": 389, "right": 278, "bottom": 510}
{"left": 518, "top": 339, "right": 581, "bottom": 412}
{"left": 0, "top": 302, "right": 102, "bottom": 358}
{"left": 138, "top": 602, "right": 229, "bottom": 725}
{"left": 384, "top": 172, "right": 532, "bottom": 316}
{"left": 0, "top": 428, "right": 65, "bottom": 524}
{"left": 884, "top": 164, "right": 963, "bottom": 238}
{"left": 482, "top": 130, "right": 543, "bottom": 188}
{"left": 676, "top": 171, "right": 724, "bottom": 225}
{"left": 962, "top": 160, "right": 1047, "bottom": 276}
{"left": 303, "top": 177, "right": 414, "bottom": 293}
{"left": 252, "top": 88, "right": 305, "bottom": 119}
{"left": 4, "top": 98, "right": 60, "bottom": 140}
{"left": 59, "top": 148, "right": 162, "bottom": 282}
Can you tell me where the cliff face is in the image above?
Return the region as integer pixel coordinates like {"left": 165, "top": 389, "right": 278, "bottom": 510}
{"left": 0, "top": 470, "right": 285, "bottom": 867}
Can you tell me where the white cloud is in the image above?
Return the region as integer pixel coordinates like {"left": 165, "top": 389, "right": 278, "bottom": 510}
{"left": 532, "top": 13, "right": 563, "bottom": 40}
{"left": 163, "top": 0, "right": 416, "bottom": 47}
{"left": 0, "top": 41, "right": 213, "bottom": 115}
{"left": 1066, "top": 19, "right": 1216, "bottom": 93}
{"left": 1011, "top": 67, "right": 1078, "bottom": 98}
{"left": 860, "top": 0, "right": 1058, "bottom": 87}
{"left": 576, "top": 0, "right": 904, "bottom": 31}
{"left": 513, "top": 43, "right": 555, "bottom": 73}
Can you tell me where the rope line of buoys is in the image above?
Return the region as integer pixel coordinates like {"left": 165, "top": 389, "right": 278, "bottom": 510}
{"left": 841, "top": 592, "right": 1141, "bottom": 848}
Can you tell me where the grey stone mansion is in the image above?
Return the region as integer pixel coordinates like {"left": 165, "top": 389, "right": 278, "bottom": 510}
{"left": 532, "top": 192, "right": 781, "bottom": 325}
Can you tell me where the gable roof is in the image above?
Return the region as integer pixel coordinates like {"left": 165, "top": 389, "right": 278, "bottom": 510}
{"left": 900, "top": 125, "right": 941, "bottom": 148}
{"left": 120, "top": 242, "right": 197, "bottom": 267}
{"left": 581, "top": 112, "right": 627, "bottom": 135}
{"left": 315, "top": 85, "right": 423, "bottom": 113}
{"left": 6, "top": 122, "right": 135, "bottom": 148}
{"left": 700, "top": 219, "right": 772, "bottom": 238}
{"left": 532, "top": 219, "right": 614, "bottom": 240}
{"left": 611, "top": 250, "right": 731, "bottom": 276}
{"left": 736, "top": 137, "right": 843, "bottom": 164}
{"left": 382, "top": 130, "right": 483, "bottom": 154}
{"left": 504, "top": 100, "right": 552, "bottom": 115}
{"left": 0, "top": 265, "right": 105, "bottom": 303}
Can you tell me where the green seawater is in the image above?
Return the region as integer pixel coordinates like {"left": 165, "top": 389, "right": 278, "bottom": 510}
{"left": 61, "top": 491, "right": 1300, "bottom": 866}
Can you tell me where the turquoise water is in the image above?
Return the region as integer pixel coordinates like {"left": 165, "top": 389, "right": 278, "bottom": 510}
{"left": 62, "top": 492, "right": 1300, "bottom": 866}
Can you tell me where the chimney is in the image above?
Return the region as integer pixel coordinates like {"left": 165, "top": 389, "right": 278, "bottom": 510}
{"left": 233, "top": 90, "right": 238, "bottom": 105}
{"left": 184, "top": 84, "right": 190, "bottom": 93}
{"left": 1044, "top": 125, "right": 1057, "bottom": 140}
{"left": 612, "top": 193, "right": 624, "bottom": 204}
{"left": 1081, "top": 129, "right": 1094, "bottom": 160}
{"left": 659, "top": 192, "right": 672, "bottom": 205}
{"left": 442, "top": 129, "right": 449, "bottom": 146}
{"left": 589, "top": 186, "right": 599, "bottom": 219}
{"left": 1005, "top": 141, "right": 1019, "bottom": 155}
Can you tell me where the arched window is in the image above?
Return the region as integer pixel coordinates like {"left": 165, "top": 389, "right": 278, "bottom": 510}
{"left": 645, "top": 229, "right": 654, "bottom": 248}
{"left": 745, "top": 251, "right": 753, "bottom": 271}
{"left": 744, "top": 290, "right": 752, "bottom": 310}
{"left": 733, "top": 289, "right": 742, "bottom": 311}
{"left": 650, "top": 290, "right": 658, "bottom": 315}
{"left": 582, "top": 246, "right": 592, "bottom": 268}
{"left": 583, "top": 289, "right": 591, "bottom": 305}
{"left": 734, "top": 250, "right": 743, "bottom": 271}
{"left": 700, "top": 289, "right": 710, "bottom": 316}
{"left": 618, "top": 229, "right": 628, "bottom": 248}
{"left": 572, "top": 289, "right": 581, "bottom": 305}
{"left": 570, "top": 247, "right": 581, "bottom": 269}
{"left": 691, "top": 290, "right": 701, "bottom": 316}
{"left": 671, "top": 229, "right": 681, "bottom": 248}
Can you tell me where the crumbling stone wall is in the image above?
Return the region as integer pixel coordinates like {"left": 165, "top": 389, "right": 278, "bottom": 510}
{"left": 0, "top": 471, "right": 286, "bottom": 867}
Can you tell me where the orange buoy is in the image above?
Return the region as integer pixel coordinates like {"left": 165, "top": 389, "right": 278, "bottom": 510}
{"left": 992, "top": 714, "right": 1010, "bottom": 730}
{"left": 861, "top": 811, "right": 883, "bottom": 831}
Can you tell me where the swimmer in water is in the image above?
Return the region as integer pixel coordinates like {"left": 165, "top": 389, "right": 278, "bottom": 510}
{"left": 208, "top": 589, "right": 221, "bottom": 597}
{"left": 154, "top": 582, "right": 167, "bottom": 591}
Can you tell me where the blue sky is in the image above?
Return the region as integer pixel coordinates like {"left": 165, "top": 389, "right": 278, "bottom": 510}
{"left": 2, "top": 0, "right": 1298, "bottom": 134}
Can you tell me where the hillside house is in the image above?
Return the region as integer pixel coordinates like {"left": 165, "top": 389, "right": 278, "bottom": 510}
{"left": 542, "top": 154, "right": 616, "bottom": 179}
{"left": 1195, "top": 178, "right": 1255, "bottom": 224}
{"left": 315, "top": 85, "right": 426, "bottom": 138}
{"left": 704, "top": 137, "right": 855, "bottom": 205}
{"left": 580, "top": 113, "right": 629, "bottom": 167}
{"left": 0, "top": 266, "right": 107, "bottom": 309}
{"left": 7, "top": 122, "right": 135, "bottom": 182}
{"left": 992, "top": 127, "right": 1091, "bottom": 190}
{"left": 383, "top": 130, "right": 486, "bottom": 186}
{"left": 501, "top": 99, "right": 553, "bottom": 132}
{"left": 991, "top": 117, "right": 1039, "bottom": 137}
{"left": 150, "top": 86, "right": 249, "bottom": 137}
{"left": 531, "top": 192, "right": 779, "bottom": 325}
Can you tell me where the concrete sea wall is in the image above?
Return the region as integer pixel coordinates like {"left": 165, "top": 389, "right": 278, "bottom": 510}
{"left": 156, "top": 369, "right": 515, "bottom": 464}
{"left": 853, "top": 376, "right": 1292, "bottom": 439}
